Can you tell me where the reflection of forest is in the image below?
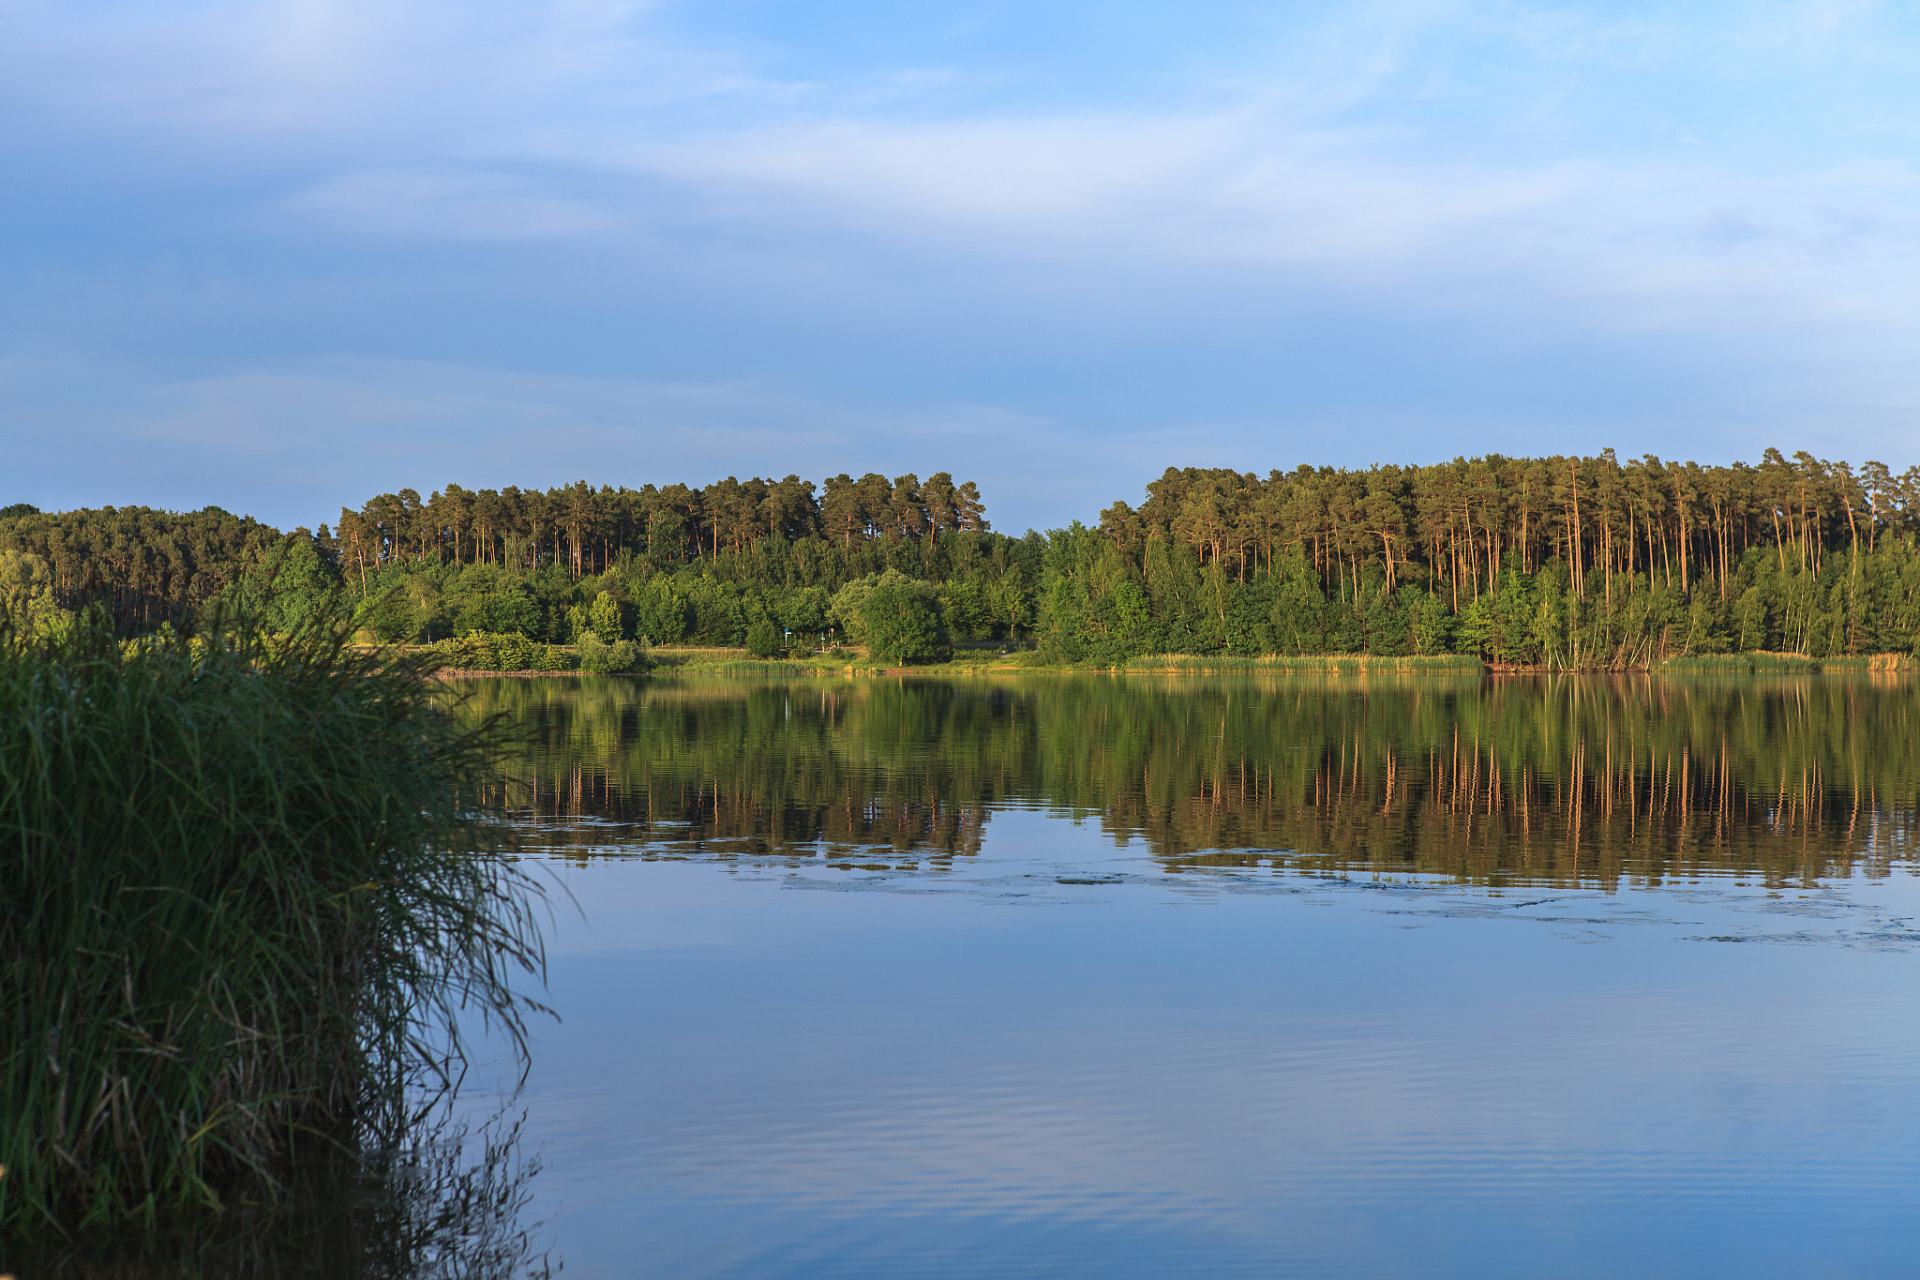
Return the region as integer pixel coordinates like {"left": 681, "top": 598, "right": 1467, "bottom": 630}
{"left": 463, "top": 677, "right": 1015, "bottom": 862}
{"left": 455, "top": 673, "right": 1920, "bottom": 886}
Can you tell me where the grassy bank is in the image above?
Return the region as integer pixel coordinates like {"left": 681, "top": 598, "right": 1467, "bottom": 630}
{"left": 0, "top": 613, "right": 547, "bottom": 1238}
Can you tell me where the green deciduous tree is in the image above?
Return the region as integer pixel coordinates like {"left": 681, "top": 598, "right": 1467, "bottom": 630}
{"left": 0, "top": 550, "right": 71, "bottom": 639}
{"left": 588, "top": 591, "right": 626, "bottom": 642}
{"left": 861, "top": 583, "right": 944, "bottom": 663}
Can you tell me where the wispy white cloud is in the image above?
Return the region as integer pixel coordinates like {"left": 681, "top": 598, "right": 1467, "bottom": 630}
{"left": 632, "top": 112, "right": 1593, "bottom": 265}
{"left": 7, "top": 0, "right": 1920, "bottom": 510}
{"left": 11, "top": 0, "right": 1917, "bottom": 301}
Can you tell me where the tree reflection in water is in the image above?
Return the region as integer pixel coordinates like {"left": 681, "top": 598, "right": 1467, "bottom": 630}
{"left": 462, "top": 671, "right": 1920, "bottom": 888}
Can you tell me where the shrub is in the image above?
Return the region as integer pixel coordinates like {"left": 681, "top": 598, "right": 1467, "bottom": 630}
{"left": 426, "top": 631, "right": 569, "bottom": 672}
{"left": 576, "top": 631, "right": 650, "bottom": 673}
{"left": 744, "top": 617, "right": 781, "bottom": 658}
{"left": 0, "top": 611, "right": 547, "bottom": 1236}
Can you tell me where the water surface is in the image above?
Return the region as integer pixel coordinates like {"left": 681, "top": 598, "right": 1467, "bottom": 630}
{"left": 446, "top": 672, "right": 1920, "bottom": 1278}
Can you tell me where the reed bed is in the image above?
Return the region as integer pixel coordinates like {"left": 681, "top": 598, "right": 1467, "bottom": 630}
{"left": 0, "top": 611, "right": 548, "bottom": 1239}
{"left": 1650, "top": 652, "right": 1916, "bottom": 674}
{"left": 1823, "top": 653, "right": 1918, "bottom": 673}
{"left": 1122, "top": 653, "right": 1485, "bottom": 675}
{"left": 667, "top": 659, "right": 807, "bottom": 675}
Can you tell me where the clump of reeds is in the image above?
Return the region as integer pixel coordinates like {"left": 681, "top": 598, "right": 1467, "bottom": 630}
{"left": 675, "top": 659, "right": 812, "bottom": 675}
{"left": 1121, "top": 653, "right": 1484, "bottom": 674}
{"left": 0, "top": 608, "right": 548, "bottom": 1238}
{"left": 1827, "top": 653, "right": 1918, "bottom": 673}
{"left": 1656, "top": 652, "right": 1821, "bottom": 674}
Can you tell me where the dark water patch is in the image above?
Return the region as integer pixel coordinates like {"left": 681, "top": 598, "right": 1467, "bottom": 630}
{"left": 0, "top": 1104, "right": 553, "bottom": 1280}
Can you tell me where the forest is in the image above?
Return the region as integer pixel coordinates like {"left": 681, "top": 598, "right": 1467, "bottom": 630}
{"left": 7, "top": 449, "right": 1920, "bottom": 667}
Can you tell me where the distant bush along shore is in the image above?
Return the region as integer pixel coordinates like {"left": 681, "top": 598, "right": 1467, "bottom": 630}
{"left": 9, "top": 449, "right": 1920, "bottom": 669}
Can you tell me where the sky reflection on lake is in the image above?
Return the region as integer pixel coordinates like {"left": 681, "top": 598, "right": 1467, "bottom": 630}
{"left": 467, "top": 675, "right": 1920, "bottom": 1279}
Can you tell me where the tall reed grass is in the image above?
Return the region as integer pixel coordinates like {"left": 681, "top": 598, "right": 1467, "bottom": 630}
{"left": 1822, "top": 653, "right": 1918, "bottom": 673}
{"left": 0, "top": 610, "right": 548, "bottom": 1238}
{"left": 1121, "top": 653, "right": 1485, "bottom": 675}
{"left": 1650, "top": 652, "right": 1918, "bottom": 674}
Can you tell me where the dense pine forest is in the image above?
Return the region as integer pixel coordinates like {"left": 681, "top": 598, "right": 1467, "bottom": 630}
{"left": 8, "top": 450, "right": 1920, "bottom": 667}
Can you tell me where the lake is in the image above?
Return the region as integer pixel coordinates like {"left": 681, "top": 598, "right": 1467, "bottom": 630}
{"left": 422, "top": 671, "right": 1920, "bottom": 1279}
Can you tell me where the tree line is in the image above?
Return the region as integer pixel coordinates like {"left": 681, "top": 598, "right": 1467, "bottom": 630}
{"left": 331, "top": 472, "right": 988, "bottom": 586}
{"left": 1101, "top": 448, "right": 1920, "bottom": 604}
{"left": 0, "top": 503, "right": 283, "bottom": 631}
{"left": 9, "top": 450, "right": 1920, "bottom": 666}
{"left": 1050, "top": 449, "right": 1920, "bottom": 665}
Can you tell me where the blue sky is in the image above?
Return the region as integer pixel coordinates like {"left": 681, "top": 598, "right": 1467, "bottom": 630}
{"left": 5, "top": 0, "right": 1920, "bottom": 533}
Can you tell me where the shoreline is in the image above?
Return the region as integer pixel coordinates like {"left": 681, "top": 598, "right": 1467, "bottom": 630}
{"left": 431, "top": 656, "right": 1919, "bottom": 680}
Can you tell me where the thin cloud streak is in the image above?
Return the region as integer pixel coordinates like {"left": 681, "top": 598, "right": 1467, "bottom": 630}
{"left": 5, "top": 0, "right": 1920, "bottom": 519}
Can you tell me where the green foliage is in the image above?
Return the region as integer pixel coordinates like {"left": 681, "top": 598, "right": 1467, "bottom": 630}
{"left": 0, "top": 505, "right": 286, "bottom": 631}
{"left": 426, "top": 631, "right": 569, "bottom": 672}
{"left": 229, "top": 537, "right": 343, "bottom": 636}
{"left": 357, "top": 587, "right": 418, "bottom": 644}
{"left": 451, "top": 585, "right": 539, "bottom": 639}
{"left": 0, "top": 549, "right": 73, "bottom": 639}
{"left": 786, "top": 584, "right": 832, "bottom": 633}
{"left": 575, "top": 631, "right": 649, "bottom": 673}
{"left": 830, "top": 570, "right": 944, "bottom": 648}
{"left": 1035, "top": 523, "right": 1157, "bottom": 664}
{"left": 33, "top": 450, "right": 1920, "bottom": 671}
{"left": 857, "top": 581, "right": 946, "bottom": 663}
{"left": 349, "top": 567, "right": 459, "bottom": 645}
{"left": 744, "top": 617, "right": 782, "bottom": 658}
{"left": 588, "top": 591, "right": 626, "bottom": 642}
{"left": 0, "top": 612, "right": 547, "bottom": 1236}
{"left": 1405, "top": 588, "right": 1455, "bottom": 655}
{"left": 630, "top": 574, "right": 691, "bottom": 645}
{"left": 1455, "top": 571, "right": 1541, "bottom": 664}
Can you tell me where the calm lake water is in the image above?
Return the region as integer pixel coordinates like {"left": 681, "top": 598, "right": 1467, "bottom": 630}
{"left": 419, "top": 671, "right": 1920, "bottom": 1280}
